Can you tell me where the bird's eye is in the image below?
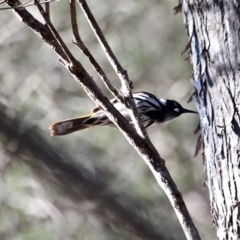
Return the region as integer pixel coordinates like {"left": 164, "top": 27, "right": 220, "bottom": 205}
{"left": 174, "top": 107, "right": 180, "bottom": 112}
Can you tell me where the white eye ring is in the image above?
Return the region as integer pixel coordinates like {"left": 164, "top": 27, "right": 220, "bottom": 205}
{"left": 174, "top": 108, "right": 180, "bottom": 112}
{"left": 174, "top": 102, "right": 178, "bottom": 106}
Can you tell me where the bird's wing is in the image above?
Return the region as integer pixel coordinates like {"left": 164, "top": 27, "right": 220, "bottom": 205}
{"left": 91, "top": 97, "right": 118, "bottom": 113}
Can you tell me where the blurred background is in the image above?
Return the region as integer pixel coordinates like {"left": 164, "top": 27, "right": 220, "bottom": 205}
{"left": 0, "top": 0, "right": 215, "bottom": 239}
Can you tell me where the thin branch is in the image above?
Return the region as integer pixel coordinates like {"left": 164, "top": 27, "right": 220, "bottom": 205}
{"left": 0, "top": 0, "right": 56, "bottom": 10}
{"left": 77, "top": 0, "right": 148, "bottom": 139}
{"left": 45, "top": 1, "right": 50, "bottom": 22}
{"left": 69, "top": 0, "right": 122, "bottom": 102}
{"left": 4, "top": 1, "right": 201, "bottom": 239}
{"left": 34, "top": 0, "right": 75, "bottom": 64}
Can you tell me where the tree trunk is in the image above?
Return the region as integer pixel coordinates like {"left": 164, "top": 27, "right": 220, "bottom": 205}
{"left": 182, "top": 0, "right": 240, "bottom": 239}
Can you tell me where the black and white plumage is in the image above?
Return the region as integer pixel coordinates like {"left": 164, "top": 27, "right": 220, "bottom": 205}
{"left": 49, "top": 92, "right": 197, "bottom": 136}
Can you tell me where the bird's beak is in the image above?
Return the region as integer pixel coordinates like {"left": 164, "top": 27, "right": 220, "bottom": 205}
{"left": 182, "top": 108, "right": 198, "bottom": 114}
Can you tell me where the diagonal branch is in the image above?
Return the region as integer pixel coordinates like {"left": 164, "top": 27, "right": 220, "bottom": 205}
{"left": 0, "top": 0, "right": 56, "bottom": 10}
{"left": 69, "top": 0, "right": 122, "bottom": 102}
{"left": 77, "top": 0, "right": 148, "bottom": 139}
{"left": 5, "top": 1, "right": 201, "bottom": 239}
{"left": 34, "top": 0, "right": 75, "bottom": 64}
{"left": 44, "top": 1, "right": 50, "bottom": 22}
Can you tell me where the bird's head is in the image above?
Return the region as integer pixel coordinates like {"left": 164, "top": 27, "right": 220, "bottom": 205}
{"left": 160, "top": 99, "right": 197, "bottom": 120}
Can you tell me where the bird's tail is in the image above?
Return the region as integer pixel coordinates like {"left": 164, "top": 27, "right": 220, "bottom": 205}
{"left": 49, "top": 114, "right": 95, "bottom": 136}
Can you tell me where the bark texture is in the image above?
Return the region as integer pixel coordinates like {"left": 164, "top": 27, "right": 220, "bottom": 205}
{"left": 182, "top": 0, "right": 240, "bottom": 239}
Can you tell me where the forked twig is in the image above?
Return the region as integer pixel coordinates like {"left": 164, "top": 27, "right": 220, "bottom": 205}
{"left": 69, "top": 0, "right": 122, "bottom": 103}
{"left": 77, "top": 0, "right": 148, "bottom": 139}
{"left": 0, "top": 0, "right": 56, "bottom": 10}
{"left": 34, "top": 0, "right": 75, "bottom": 65}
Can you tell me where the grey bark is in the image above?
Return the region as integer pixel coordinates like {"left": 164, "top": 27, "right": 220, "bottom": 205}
{"left": 182, "top": 0, "right": 240, "bottom": 239}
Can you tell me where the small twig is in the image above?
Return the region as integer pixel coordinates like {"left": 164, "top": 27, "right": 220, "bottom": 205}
{"left": 69, "top": 0, "right": 123, "bottom": 102}
{"left": 34, "top": 0, "right": 75, "bottom": 65}
{"left": 77, "top": 0, "right": 128, "bottom": 82}
{"left": 173, "top": 3, "right": 182, "bottom": 15}
{"left": 0, "top": 0, "right": 56, "bottom": 10}
{"left": 45, "top": 1, "right": 50, "bottom": 21}
{"left": 77, "top": 0, "right": 148, "bottom": 139}
{"left": 69, "top": 0, "right": 80, "bottom": 41}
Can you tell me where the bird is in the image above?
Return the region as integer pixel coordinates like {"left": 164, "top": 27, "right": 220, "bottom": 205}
{"left": 49, "top": 92, "right": 197, "bottom": 136}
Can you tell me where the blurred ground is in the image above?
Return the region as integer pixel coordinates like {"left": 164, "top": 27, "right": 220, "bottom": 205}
{"left": 0, "top": 0, "right": 216, "bottom": 239}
